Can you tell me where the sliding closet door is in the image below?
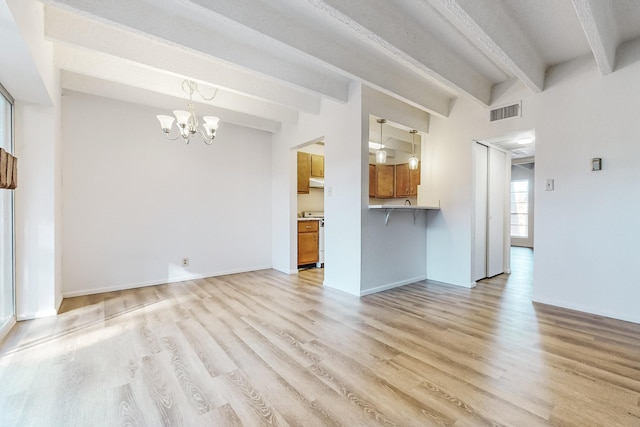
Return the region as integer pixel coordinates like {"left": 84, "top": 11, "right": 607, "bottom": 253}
{"left": 487, "top": 147, "right": 506, "bottom": 277}
{"left": 0, "top": 84, "right": 14, "bottom": 336}
{"left": 474, "top": 142, "right": 507, "bottom": 281}
{"left": 473, "top": 143, "right": 488, "bottom": 281}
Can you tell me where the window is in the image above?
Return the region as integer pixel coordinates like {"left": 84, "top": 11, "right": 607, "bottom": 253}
{"left": 0, "top": 83, "right": 14, "bottom": 334}
{"left": 510, "top": 179, "right": 528, "bottom": 238}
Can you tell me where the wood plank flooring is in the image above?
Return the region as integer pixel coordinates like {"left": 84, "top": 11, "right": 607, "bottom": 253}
{"left": 1, "top": 247, "right": 640, "bottom": 426}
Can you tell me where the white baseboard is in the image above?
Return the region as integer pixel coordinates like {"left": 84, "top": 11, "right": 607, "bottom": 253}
{"left": 62, "top": 265, "right": 272, "bottom": 298}
{"left": 55, "top": 292, "right": 63, "bottom": 312}
{"left": 360, "top": 275, "right": 428, "bottom": 296}
{"left": 17, "top": 308, "right": 59, "bottom": 321}
{"left": 532, "top": 296, "right": 640, "bottom": 325}
{"left": 0, "top": 317, "right": 16, "bottom": 343}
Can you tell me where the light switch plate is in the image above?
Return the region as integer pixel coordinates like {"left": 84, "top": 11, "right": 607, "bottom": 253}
{"left": 545, "top": 179, "right": 554, "bottom": 191}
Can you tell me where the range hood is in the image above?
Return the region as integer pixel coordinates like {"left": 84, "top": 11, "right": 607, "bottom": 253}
{"left": 309, "top": 177, "right": 324, "bottom": 188}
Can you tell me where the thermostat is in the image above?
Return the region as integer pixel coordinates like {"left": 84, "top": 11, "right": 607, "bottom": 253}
{"left": 591, "top": 158, "right": 602, "bottom": 171}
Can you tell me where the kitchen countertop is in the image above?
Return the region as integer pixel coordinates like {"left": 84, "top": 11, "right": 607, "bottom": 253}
{"left": 298, "top": 217, "right": 322, "bottom": 221}
{"left": 369, "top": 204, "right": 440, "bottom": 225}
{"left": 368, "top": 205, "right": 440, "bottom": 210}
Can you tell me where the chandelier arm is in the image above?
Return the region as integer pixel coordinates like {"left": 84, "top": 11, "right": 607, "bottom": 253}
{"left": 196, "top": 128, "right": 216, "bottom": 144}
{"left": 160, "top": 129, "right": 181, "bottom": 141}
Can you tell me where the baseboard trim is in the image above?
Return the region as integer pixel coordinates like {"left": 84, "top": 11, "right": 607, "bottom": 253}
{"left": 532, "top": 296, "right": 640, "bottom": 325}
{"left": 360, "top": 275, "right": 428, "bottom": 296}
{"left": 62, "top": 265, "right": 272, "bottom": 298}
{"left": 0, "top": 317, "right": 16, "bottom": 343}
{"left": 17, "top": 308, "right": 59, "bottom": 321}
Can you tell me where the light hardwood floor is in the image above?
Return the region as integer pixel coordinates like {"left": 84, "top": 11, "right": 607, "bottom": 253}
{"left": 1, "top": 248, "right": 639, "bottom": 426}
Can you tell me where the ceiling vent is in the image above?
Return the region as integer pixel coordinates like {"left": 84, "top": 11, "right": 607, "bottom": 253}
{"left": 490, "top": 102, "right": 521, "bottom": 122}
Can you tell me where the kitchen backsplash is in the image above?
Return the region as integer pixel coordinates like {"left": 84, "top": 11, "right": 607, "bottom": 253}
{"left": 298, "top": 187, "right": 324, "bottom": 214}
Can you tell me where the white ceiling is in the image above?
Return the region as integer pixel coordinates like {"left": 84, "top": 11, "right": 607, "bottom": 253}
{"left": 31, "top": 0, "right": 640, "bottom": 134}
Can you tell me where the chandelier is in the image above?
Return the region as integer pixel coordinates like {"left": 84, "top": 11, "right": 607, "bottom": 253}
{"left": 156, "top": 80, "right": 220, "bottom": 145}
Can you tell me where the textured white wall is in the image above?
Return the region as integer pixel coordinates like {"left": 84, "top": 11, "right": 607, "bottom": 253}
{"left": 61, "top": 92, "right": 272, "bottom": 296}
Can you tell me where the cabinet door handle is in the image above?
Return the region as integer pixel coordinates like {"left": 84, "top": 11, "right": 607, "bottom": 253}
{"left": 305, "top": 225, "right": 311, "bottom": 229}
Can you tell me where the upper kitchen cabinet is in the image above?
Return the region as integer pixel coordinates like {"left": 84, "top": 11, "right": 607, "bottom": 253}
{"left": 297, "top": 152, "right": 310, "bottom": 194}
{"left": 298, "top": 152, "right": 325, "bottom": 193}
{"left": 395, "top": 162, "right": 421, "bottom": 197}
{"left": 375, "top": 164, "right": 395, "bottom": 198}
{"left": 311, "top": 155, "right": 324, "bottom": 178}
{"left": 368, "top": 164, "right": 376, "bottom": 198}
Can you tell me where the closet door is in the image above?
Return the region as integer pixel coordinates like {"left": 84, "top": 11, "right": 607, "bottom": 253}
{"left": 0, "top": 84, "right": 14, "bottom": 338}
{"left": 473, "top": 143, "right": 488, "bottom": 281}
{"left": 487, "top": 147, "right": 506, "bottom": 277}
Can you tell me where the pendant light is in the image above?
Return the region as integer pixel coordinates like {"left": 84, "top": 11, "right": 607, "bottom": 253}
{"left": 408, "top": 129, "right": 419, "bottom": 170}
{"left": 376, "top": 118, "right": 387, "bottom": 164}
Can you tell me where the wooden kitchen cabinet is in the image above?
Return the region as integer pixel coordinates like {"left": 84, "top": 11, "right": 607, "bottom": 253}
{"left": 298, "top": 220, "right": 319, "bottom": 266}
{"left": 375, "top": 164, "right": 395, "bottom": 198}
{"left": 409, "top": 165, "right": 420, "bottom": 196}
{"left": 368, "top": 164, "right": 376, "bottom": 198}
{"left": 297, "top": 152, "right": 310, "bottom": 194}
{"left": 395, "top": 163, "right": 410, "bottom": 197}
{"left": 311, "top": 154, "right": 324, "bottom": 177}
{"left": 395, "top": 162, "right": 421, "bottom": 197}
{"left": 396, "top": 163, "right": 420, "bottom": 197}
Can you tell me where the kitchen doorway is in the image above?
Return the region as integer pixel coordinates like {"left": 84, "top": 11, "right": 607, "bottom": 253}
{"left": 294, "top": 139, "right": 325, "bottom": 276}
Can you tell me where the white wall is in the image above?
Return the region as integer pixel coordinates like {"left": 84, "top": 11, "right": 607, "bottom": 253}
{"left": 2, "top": 0, "right": 63, "bottom": 319}
{"left": 531, "top": 60, "right": 640, "bottom": 324}
{"left": 61, "top": 92, "right": 272, "bottom": 296}
{"left": 272, "top": 82, "right": 362, "bottom": 295}
{"left": 423, "top": 101, "right": 483, "bottom": 288}
{"left": 360, "top": 86, "right": 431, "bottom": 294}
{"left": 427, "top": 55, "right": 640, "bottom": 323}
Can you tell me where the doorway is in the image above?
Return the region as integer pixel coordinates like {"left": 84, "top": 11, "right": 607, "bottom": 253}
{"left": 473, "top": 142, "right": 508, "bottom": 281}
{"left": 511, "top": 160, "right": 535, "bottom": 248}
{"left": 294, "top": 138, "right": 325, "bottom": 276}
{"left": 473, "top": 130, "right": 536, "bottom": 283}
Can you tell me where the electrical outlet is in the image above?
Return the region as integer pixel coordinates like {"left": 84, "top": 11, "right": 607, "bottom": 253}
{"left": 182, "top": 257, "right": 189, "bottom": 267}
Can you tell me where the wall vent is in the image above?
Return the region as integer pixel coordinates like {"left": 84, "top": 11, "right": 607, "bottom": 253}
{"left": 490, "top": 102, "right": 521, "bottom": 122}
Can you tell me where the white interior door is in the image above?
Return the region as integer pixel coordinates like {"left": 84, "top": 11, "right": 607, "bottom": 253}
{"left": 487, "top": 147, "right": 506, "bottom": 277}
{"left": 473, "top": 143, "right": 488, "bottom": 281}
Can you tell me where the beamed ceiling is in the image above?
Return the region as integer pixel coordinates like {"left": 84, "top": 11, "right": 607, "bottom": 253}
{"left": 38, "top": 0, "right": 640, "bottom": 133}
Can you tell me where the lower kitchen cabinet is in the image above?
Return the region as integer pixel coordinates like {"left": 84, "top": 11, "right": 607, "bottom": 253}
{"left": 297, "top": 220, "right": 319, "bottom": 266}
